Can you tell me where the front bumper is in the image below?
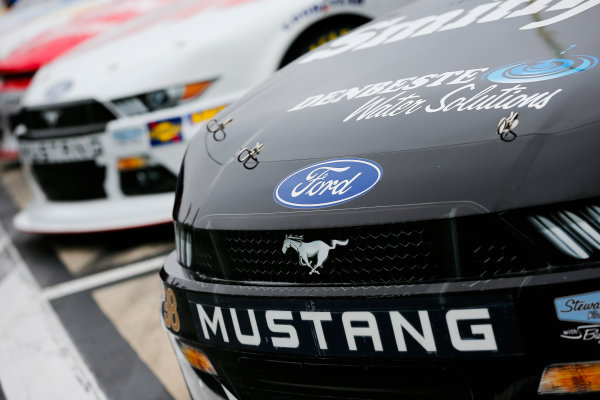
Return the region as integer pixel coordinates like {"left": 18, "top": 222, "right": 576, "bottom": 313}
{"left": 15, "top": 99, "right": 227, "bottom": 233}
{"left": 14, "top": 192, "right": 174, "bottom": 233}
{"left": 161, "top": 252, "right": 600, "bottom": 399}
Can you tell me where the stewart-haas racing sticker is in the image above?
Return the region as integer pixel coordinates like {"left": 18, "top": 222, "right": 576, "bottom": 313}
{"left": 555, "top": 291, "right": 600, "bottom": 324}
{"left": 288, "top": 52, "right": 597, "bottom": 123}
{"left": 556, "top": 291, "right": 600, "bottom": 345}
{"left": 188, "top": 293, "right": 522, "bottom": 358}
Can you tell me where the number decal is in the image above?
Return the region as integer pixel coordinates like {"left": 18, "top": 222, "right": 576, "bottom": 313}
{"left": 163, "top": 287, "right": 180, "bottom": 332}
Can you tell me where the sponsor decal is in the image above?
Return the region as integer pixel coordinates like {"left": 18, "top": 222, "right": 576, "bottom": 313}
{"left": 555, "top": 291, "right": 600, "bottom": 324}
{"left": 288, "top": 52, "right": 596, "bottom": 122}
{"left": 148, "top": 117, "right": 183, "bottom": 147}
{"left": 274, "top": 158, "right": 382, "bottom": 209}
{"left": 283, "top": 0, "right": 364, "bottom": 30}
{"left": 45, "top": 80, "right": 72, "bottom": 100}
{"left": 282, "top": 235, "right": 348, "bottom": 274}
{"left": 189, "top": 105, "right": 227, "bottom": 124}
{"left": 300, "top": 0, "right": 600, "bottom": 63}
{"left": 189, "top": 294, "right": 522, "bottom": 358}
{"left": 483, "top": 55, "right": 598, "bottom": 83}
{"left": 561, "top": 325, "right": 600, "bottom": 344}
{"left": 113, "top": 128, "right": 144, "bottom": 143}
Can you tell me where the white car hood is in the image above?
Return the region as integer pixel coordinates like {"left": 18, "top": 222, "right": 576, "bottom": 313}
{"left": 24, "top": 0, "right": 307, "bottom": 106}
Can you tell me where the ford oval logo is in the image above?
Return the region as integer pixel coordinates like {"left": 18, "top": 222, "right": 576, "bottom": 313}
{"left": 46, "top": 80, "right": 73, "bottom": 99}
{"left": 274, "top": 158, "right": 382, "bottom": 209}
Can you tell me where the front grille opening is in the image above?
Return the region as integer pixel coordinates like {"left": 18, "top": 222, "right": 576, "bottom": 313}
{"left": 31, "top": 161, "right": 106, "bottom": 201}
{"left": 174, "top": 210, "right": 550, "bottom": 285}
{"left": 20, "top": 100, "right": 116, "bottom": 138}
{"left": 457, "top": 215, "right": 545, "bottom": 279}
{"left": 120, "top": 165, "right": 177, "bottom": 196}
{"left": 219, "top": 223, "right": 445, "bottom": 284}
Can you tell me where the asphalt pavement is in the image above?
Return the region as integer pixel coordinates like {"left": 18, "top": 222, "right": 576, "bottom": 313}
{"left": 0, "top": 160, "right": 189, "bottom": 400}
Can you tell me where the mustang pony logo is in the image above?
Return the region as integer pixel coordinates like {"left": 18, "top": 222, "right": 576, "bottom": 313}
{"left": 42, "top": 110, "right": 61, "bottom": 127}
{"left": 282, "top": 235, "right": 348, "bottom": 275}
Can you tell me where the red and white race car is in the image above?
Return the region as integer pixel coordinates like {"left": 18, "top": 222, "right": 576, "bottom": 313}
{"left": 0, "top": 0, "right": 178, "bottom": 158}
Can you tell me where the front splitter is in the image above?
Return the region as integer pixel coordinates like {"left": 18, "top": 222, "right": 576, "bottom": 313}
{"left": 14, "top": 192, "right": 174, "bottom": 234}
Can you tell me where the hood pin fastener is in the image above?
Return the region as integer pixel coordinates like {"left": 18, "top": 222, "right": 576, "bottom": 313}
{"left": 207, "top": 117, "right": 233, "bottom": 142}
{"left": 497, "top": 111, "right": 519, "bottom": 142}
{"left": 237, "top": 142, "right": 264, "bottom": 170}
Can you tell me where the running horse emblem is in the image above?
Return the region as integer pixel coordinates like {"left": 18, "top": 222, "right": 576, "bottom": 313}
{"left": 282, "top": 235, "right": 349, "bottom": 275}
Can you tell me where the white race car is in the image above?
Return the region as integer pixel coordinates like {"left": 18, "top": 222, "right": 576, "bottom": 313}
{"left": 15, "top": 0, "right": 400, "bottom": 233}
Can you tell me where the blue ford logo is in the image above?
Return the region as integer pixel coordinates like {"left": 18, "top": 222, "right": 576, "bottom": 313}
{"left": 274, "top": 158, "right": 382, "bottom": 209}
{"left": 46, "top": 80, "right": 73, "bottom": 99}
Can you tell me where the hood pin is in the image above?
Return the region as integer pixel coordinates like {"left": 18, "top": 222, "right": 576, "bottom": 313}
{"left": 207, "top": 117, "right": 232, "bottom": 142}
{"left": 237, "top": 142, "right": 264, "bottom": 170}
{"left": 497, "top": 111, "right": 519, "bottom": 142}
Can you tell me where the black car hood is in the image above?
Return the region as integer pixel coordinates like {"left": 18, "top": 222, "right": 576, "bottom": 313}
{"left": 177, "top": 0, "right": 600, "bottom": 230}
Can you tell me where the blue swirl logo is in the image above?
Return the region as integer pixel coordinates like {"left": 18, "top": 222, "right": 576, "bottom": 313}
{"left": 483, "top": 55, "right": 597, "bottom": 83}
{"left": 274, "top": 158, "right": 382, "bottom": 209}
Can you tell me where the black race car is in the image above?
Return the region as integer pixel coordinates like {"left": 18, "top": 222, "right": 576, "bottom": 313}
{"left": 161, "top": 1, "right": 600, "bottom": 398}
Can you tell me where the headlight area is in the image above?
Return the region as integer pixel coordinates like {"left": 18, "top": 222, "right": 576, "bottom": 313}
{"left": 112, "top": 80, "right": 215, "bottom": 116}
{"left": 539, "top": 361, "right": 600, "bottom": 395}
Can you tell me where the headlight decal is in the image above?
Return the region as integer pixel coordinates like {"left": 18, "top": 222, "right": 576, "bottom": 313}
{"left": 112, "top": 80, "right": 214, "bottom": 116}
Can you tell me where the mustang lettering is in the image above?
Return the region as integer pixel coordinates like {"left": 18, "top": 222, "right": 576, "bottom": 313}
{"left": 193, "top": 304, "right": 501, "bottom": 356}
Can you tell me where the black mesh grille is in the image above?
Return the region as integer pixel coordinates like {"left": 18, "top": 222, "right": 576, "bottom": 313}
{"left": 222, "top": 225, "right": 440, "bottom": 284}
{"left": 176, "top": 214, "right": 546, "bottom": 285}
{"left": 20, "top": 100, "right": 115, "bottom": 139}
{"left": 456, "top": 216, "right": 541, "bottom": 279}
{"left": 31, "top": 161, "right": 106, "bottom": 201}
